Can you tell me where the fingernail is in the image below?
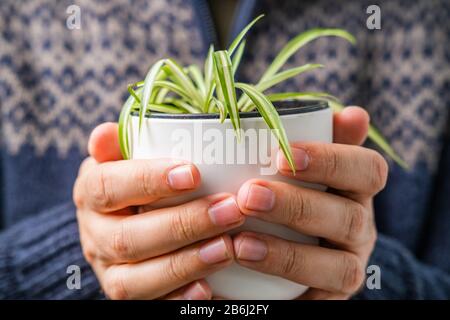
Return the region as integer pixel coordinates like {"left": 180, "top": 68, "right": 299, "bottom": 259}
{"left": 183, "top": 282, "right": 209, "bottom": 300}
{"left": 208, "top": 197, "right": 242, "bottom": 226}
{"left": 199, "top": 237, "right": 230, "bottom": 264}
{"left": 245, "top": 184, "right": 275, "bottom": 212}
{"left": 235, "top": 236, "right": 268, "bottom": 261}
{"left": 167, "top": 165, "right": 195, "bottom": 190}
{"left": 278, "top": 147, "right": 309, "bottom": 171}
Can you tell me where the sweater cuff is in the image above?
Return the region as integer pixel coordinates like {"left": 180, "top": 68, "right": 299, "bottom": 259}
{"left": 0, "top": 202, "right": 103, "bottom": 299}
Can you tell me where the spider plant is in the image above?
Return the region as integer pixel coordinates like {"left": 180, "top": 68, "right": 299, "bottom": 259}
{"left": 119, "top": 14, "right": 407, "bottom": 170}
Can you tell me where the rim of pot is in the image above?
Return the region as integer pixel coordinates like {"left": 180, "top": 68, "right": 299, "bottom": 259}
{"left": 130, "top": 100, "right": 329, "bottom": 119}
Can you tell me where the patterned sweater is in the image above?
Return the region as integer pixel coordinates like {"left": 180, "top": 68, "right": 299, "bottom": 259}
{"left": 0, "top": 0, "right": 449, "bottom": 299}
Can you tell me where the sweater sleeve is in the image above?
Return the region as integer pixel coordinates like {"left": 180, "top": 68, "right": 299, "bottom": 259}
{"left": 354, "top": 234, "right": 450, "bottom": 299}
{"left": 0, "top": 202, "right": 103, "bottom": 299}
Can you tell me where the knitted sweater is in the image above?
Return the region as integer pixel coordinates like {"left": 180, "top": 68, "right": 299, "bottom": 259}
{"left": 0, "top": 0, "right": 449, "bottom": 299}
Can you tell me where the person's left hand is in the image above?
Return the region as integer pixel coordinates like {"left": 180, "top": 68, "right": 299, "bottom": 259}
{"left": 233, "top": 106, "right": 387, "bottom": 300}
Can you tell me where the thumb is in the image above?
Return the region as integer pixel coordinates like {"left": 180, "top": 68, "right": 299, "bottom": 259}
{"left": 88, "top": 122, "right": 123, "bottom": 163}
{"left": 333, "top": 106, "right": 370, "bottom": 146}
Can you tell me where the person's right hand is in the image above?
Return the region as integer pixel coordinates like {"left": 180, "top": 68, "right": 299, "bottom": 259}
{"left": 73, "top": 123, "right": 245, "bottom": 300}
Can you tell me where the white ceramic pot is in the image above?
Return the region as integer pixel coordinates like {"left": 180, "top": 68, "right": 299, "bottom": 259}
{"left": 128, "top": 101, "right": 332, "bottom": 299}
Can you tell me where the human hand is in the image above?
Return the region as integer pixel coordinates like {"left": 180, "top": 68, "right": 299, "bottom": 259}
{"left": 73, "top": 123, "right": 245, "bottom": 299}
{"left": 233, "top": 107, "right": 386, "bottom": 299}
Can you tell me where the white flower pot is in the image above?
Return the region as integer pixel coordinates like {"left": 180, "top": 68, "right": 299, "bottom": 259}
{"left": 129, "top": 100, "right": 332, "bottom": 299}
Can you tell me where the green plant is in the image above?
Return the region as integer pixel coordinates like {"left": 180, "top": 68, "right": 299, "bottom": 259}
{"left": 119, "top": 14, "right": 407, "bottom": 170}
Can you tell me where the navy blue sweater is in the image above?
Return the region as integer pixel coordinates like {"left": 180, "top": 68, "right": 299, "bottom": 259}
{"left": 0, "top": 0, "right": 449, "bottom": 299}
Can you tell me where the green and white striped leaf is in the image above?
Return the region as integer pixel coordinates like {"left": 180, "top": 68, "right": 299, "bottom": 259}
{"left": 236, "top": 82, "right": 296, "bottom": 173}
{"left": 257, "top": 64, "right": 324, "bottom": 92}
{"left": 165, "top": 58, "right": 204, "bottom": 108}
{"left": 232, "top": 40, "right": 246, "bottom": 76}
{"left": 267, "top": 91, "right": 341, "bottom": 103}
{"left": 240, "top": 64, "right": 325, "bottom": 111}
{"left": 260, "top": 29, "right": 356, "bottom": 82}
{"left": 214, "top": 50, "right": 241, "bottom": 140}
{"left": 118, "top": 94, "right": 137, "bottom": 159}
{"left": 187, "top": 65, "right": 206, "bottom": 97}
{"left": 163, "top": 97, "right": 201, "bottom": 114}
{"left": 153, "top": 80, "right": 192, "bottom": 102}
{"left": 228, "top": 14, "right": 264, "bottom": 55}
{"left": 212, "top": 97, "right": 227, "bottom": 123}
{"left": 147, "top": 103, "right": 186, "bottom": 114}
{"left": 140, "top": 59, "right": 166, "bottom": 130}
{"left": 204, "top": 45, "right": 216, "bottom": 112}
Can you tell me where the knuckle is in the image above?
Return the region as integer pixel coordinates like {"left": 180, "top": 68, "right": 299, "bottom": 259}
{"left": 103, "top": 267, "right": 129, "bottom": 300}
{"left": 280, "top": 243, "right": 303, "bottom": 276}
{"left": 166, "top": 252, "right": 189, "bottom": 283}
{"left": 344, "top": 202, "right": 367, "bottom": 243}
{"left": 90, "top": 166, "right": 114, "bottom": 210}
{"left": 170, "top": 207, "right": 198, "bottom": 243}
{"left": 287, "top": 191, "right": 313, "bottom": 228}
{"left": 323, "top": 146, "right": 341, "bottom": 181}
{"left": 134, "top": 162, "right": 157, "bottom": 199}
{"left": 368, "top": 151, "right": 389, "bottom": 193}
{"left": 111, "top": 220, "right": 137, "bottom": 262}
{"left": 340, "top": 253, "right": 365, "bottom": 294}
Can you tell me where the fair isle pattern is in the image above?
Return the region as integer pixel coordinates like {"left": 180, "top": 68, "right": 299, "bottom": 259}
{"left": 240, "top": 0, "right": 450, "bottom": 171}
{"left": 0, "top": 0, "right": 449, "bottom": 171}
{"left": 0, "top": 0, "right": 205, "bottom": 156}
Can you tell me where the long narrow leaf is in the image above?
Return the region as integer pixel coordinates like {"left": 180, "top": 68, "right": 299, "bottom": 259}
{"left": 260, "top": 29, "right": 356, "bottom": 82}
{"left": 204, "top": 45, "right": 215, "bottom": 85}
{"left": 147, "top": 103, "right": 186, "bottom": 114}
{"left": 118, "top": 94, "right": 138, "bottom": 159}
{"left": 204, "top": 45, "right": 216, "bottom": 112}
{"left": 165, "top": 58, "right": 204, "bottom": 108}
{"left": 214, "top": 50, "right": 241, "bottom": 140}
{"left": 163, "top": 97, "right": 202, "bottom": 114}
{"left": 154, "top": 87, "right": 169, "bottom": 104}
{"left": 228, "top": 14, "right": 264, "bottom": 55}
{"left": 212, "top": 97, "right": 227, "bottom": 123}
{"left": 267, "top": 91, "right": 341, "bottom": 103}
{"left": 236, "top": 82, "right": 296, "bottom": 173}
{"left": 239, "top": 64, "right": 325, "bottom": 110}
{"left": 187, "top": 65, "right": 206, "bottom": 97}
{"left": 153, "top": 80, "right": 192, "bottom": 102}
{"left": 232, "top": 40, "right": 246, "bottom": 76}
{"left": 140, "top": 59, "right": 166, "bottom": 130}
{"left": 257, "top": 64, "right": 324, "bottom": 91}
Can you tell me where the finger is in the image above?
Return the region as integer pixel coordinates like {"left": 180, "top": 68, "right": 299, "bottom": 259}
{"left": 233, "top": 232, "right": 365, "bottom": 295}
{"left": 88, "top": 122, "right": 123, "bottom": 162}
{"left": 163, "top": 280, "right": 212, "bottom": 300}
{"left": 277, "top": 142, "right": 388, "bottom": 197}
{"left": 75, "top": 158, "right": 201, "bottom": 212}
{"left": 236, "top": 180, "right": 374, "bottom": 248}
{"left": 89, "top": 193, "right": 244, "bottom": 263}
{"left": 333, "top": 107, "right": 369, "bottom": 145}
{"left": 102, "top": 235, "right": 234, "bottom": 300}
